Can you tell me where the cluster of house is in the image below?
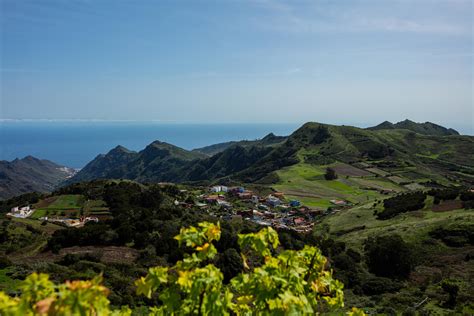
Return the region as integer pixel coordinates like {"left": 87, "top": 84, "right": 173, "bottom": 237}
{"left": 6, "top": 204, "right": 100, "bottom": 228}
{"left": 6, "top": 206, "right": 34, "bottom": 218}
{"left": 176, "top": 185, "right": 326, "bottom": 233}
{"left": 38, "top": 216, "right": 99, "bottom": 228}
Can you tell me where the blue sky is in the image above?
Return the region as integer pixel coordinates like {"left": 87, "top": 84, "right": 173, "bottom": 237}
{"left": 1, "top": 0, "right": 472, "bottom": 132}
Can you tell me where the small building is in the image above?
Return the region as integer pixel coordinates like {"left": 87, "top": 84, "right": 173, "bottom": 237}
{"left": 217, "top": 200, "right": 232, "bottom": 208}
{"left": 266, "top": 195, "right": 281, "bottom": 207}
{"left": 229, "top": 187, "right": 245, "bottom": 194}
{"left": 210, "top": 185, "right": 228, "bottom": 193}
{"left": 205, "top": 195, "right": 219, "bottom": 203}
{"left": 289, "top": 200, "right": 301, "bottom": 207}
{"left": 330, "top": 199, "right": 348, "bottom": 206}
{"left": 293, "top": 217, "right": 306, "bottom": 226}
{"left": 7, "top": 205, "right": 34, "bottom": 218}
{"left": 238, "top": 191, "right": 253, "bottom": 200}
{"left": 263, "top": 211, "right": 275, "bottom": 219}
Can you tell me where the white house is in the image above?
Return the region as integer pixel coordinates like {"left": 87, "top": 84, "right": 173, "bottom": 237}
{"left": 7, "top": 205, "right": 34, "bottom": 218}
{"left": 210, "top": 185, "right": 228, "bottom": 193}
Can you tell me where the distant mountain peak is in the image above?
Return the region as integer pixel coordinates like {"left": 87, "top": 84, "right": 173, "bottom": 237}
{"left": 147, "top": 140, "right": 175, "bottom": 149}
{"left": 108, "top": 145, "right": 133, "bottom": 154}
{"left": 262, "top": 132, "right": 276, "bottom": 139}
{"left": 368, "top": 119, "right": 459, "bottom": 136}
{"left": 22, "top": 155, "right": 40, "bottom": 161}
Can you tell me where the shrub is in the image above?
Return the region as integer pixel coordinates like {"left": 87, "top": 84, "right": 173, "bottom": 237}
{"left": 377, "top": 192, "right": 426, "bottom": 220}
{"left": 428, "top": 188, "right": 460, "bottom": 201}
{"left": 441, "top": 279, "right": 459, "bottom": 308}
{"left": 325, "top": 167, "right": 338, "bottom": 180}
{"left": 364, "top": 234, "right": 415, "bottom": 279}
{"left": 0, "top": 256, "right": 12, "bottom": 269}
{"left": 361, "top": 276, "right": 402, "bottom": 295}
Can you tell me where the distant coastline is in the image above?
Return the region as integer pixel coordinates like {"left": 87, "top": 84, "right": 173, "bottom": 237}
{"left": 0, "top": 121, "right": 300, "bottom": 168}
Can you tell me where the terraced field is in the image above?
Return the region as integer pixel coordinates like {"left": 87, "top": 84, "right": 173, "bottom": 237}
{"left": 31, "top": 194, "right": 110, "bottom": 219}
{"left": 273, "top": 162, "right": 403, "bottom": 209}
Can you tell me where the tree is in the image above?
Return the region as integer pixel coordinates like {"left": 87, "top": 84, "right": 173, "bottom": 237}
{"left": 364, "top": 234, "right": 414, "bottom": 279}
{"left": 441, "top": 279, "right": 459, "bottom": 308}
{"left": 324, "top": 168, "right": 338, "bottom": 180}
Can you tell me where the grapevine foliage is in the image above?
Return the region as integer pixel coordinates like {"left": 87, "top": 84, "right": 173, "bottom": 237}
{"left": 0, "top": 222, "right": 365, "bottom": 315}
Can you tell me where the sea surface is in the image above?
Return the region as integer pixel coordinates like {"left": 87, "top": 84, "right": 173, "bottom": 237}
{"left": 0, "top": 121, "right": 300, "bottom": 168}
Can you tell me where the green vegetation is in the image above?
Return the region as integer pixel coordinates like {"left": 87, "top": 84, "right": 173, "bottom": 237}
{"left": 1, "top": 121, "right": 473, "bottom": 314}
{"left": 368, "top": 119, "right": 460, "bottom": 136}
{"left": 0, "top": 222, "right": 365, "bottom": 315}
{"left": 29, "top": 195, "right": 110, "bottom": 219}
{"left": 0, "top": 268, "right": 20, "bottom": 293}
{"left": 1, "top": 179, "right": 473, "bottom": 314}
{"left": 377, "top": 191, "right": 427, "bottom": 220}
{"left": 65, "top": 121, "right": 473, "bottom": 190}
{"left": 274, "top": 162, "right": 383, "bottom": 208}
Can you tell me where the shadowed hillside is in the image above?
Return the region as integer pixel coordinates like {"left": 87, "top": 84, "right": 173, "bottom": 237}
{"left": 0, "top": 156, "right": 76, "bottom": 199}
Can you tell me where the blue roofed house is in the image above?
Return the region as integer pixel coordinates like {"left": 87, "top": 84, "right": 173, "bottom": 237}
{"left": 289, "top": 200, "right": 301, "bottom": 207}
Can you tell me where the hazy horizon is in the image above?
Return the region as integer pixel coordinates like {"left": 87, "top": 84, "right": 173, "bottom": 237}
{"left": 0, "top": 118, "right": 472, "bottom": 135}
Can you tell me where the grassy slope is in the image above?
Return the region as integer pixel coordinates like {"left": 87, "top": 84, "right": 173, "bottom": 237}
{"left": 320, "top": 197, "right": 474, "bottom": 314}
{"left": 273, "top": 146, "right": 405, "bottom": 208}
{"left": 322, "top": 197, "right": 474, "bottom": 251}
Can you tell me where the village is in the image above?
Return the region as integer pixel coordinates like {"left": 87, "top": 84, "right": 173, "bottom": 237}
{"left": 6, "top": 184, "right": 352, "bottom": 232}
{"left": 174, "top": 185, "right": 351, "bottom": 233}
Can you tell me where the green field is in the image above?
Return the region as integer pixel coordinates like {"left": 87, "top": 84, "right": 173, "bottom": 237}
{"left": 273, "top": 162, "right": 394, "bottom": 209}
{"left": 30, "top": 195, "right": 110, "bottom": 219}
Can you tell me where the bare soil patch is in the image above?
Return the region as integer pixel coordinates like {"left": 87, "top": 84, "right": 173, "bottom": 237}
{"left": 14, "top": 246, "right": 139, "bottom": 265}
{"left": 332, "top": 163, "right": 372, "bottom": 177}
{"left": 34, "top": 196, "right": 58, "bottom": 208}
{"left": 432, "top": 200, "right": 463, "bottom": 212}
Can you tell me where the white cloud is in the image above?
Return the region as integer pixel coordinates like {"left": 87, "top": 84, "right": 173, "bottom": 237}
{"left": 249, "top": 0, "right": 470, "bottom": 36}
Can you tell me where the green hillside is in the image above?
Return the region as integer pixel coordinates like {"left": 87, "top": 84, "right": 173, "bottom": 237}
{"left": 67, "top": 121, "right": 474, "bottom": 189}
{"left": 368, "top": 119, "right": 460, "bottom": 136}
{"left": 1, "top": 175, "right": 474, "bottom": 314}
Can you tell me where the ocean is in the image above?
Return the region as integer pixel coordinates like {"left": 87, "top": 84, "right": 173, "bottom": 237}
{"left": 0, "top": 121, "right": 300, "bottom": 168}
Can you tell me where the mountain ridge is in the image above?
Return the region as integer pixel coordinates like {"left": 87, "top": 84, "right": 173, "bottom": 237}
{"left": 367, "top": 119, "right": 460, "bottom": 136}
{"left": 0, "top": 156, "right": 76, "bottom": 199}
{"left": 67, "top": 121, "right": 473, "bottom": 186}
